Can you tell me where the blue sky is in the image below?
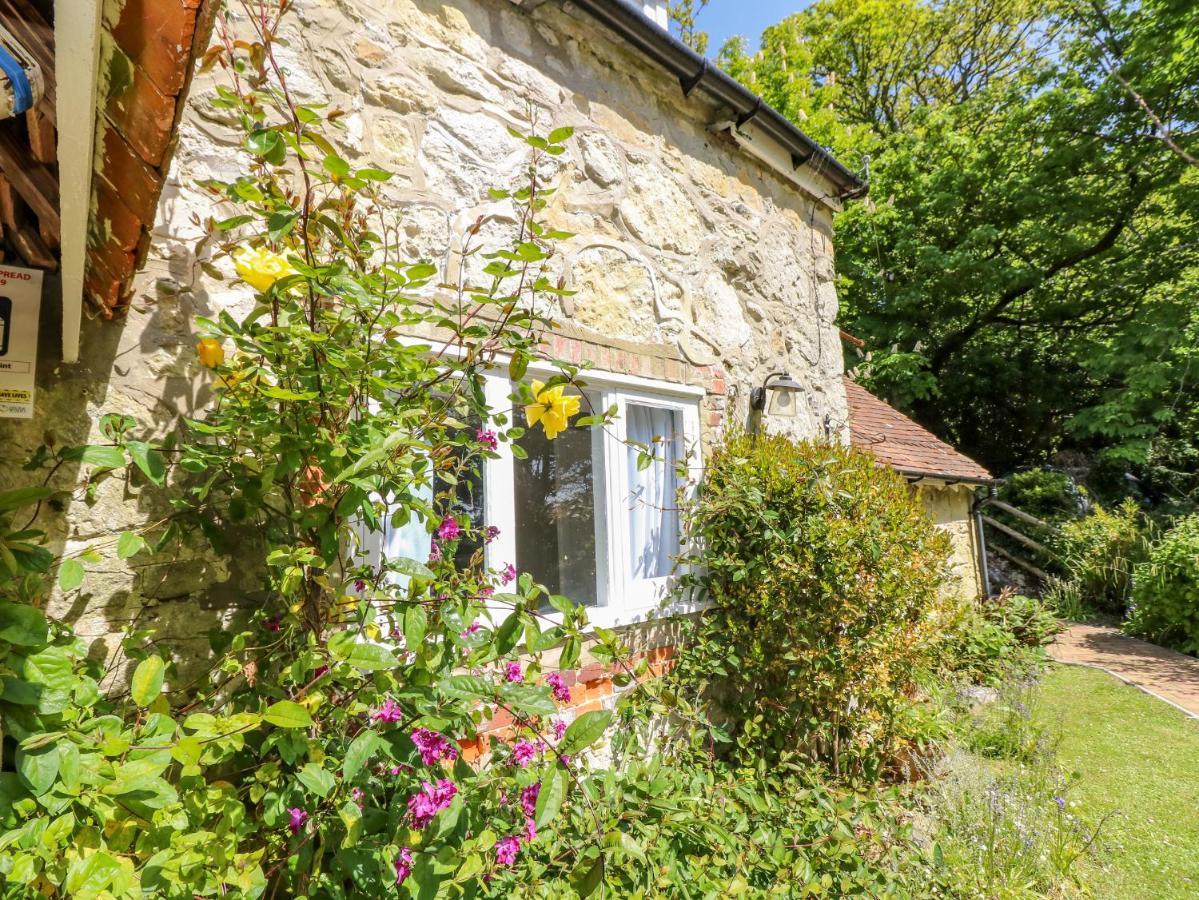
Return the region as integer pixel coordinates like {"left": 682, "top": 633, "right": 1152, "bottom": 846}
{"left": 694, "top": 0, "right": 816, "bottom": 54}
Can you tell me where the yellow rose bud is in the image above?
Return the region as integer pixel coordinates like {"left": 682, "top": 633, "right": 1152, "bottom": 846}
{"left": 233, "top": 245, "right": 295, "bottom": 293}
{"left": 196, "top": 338, "right": 225, "bottom": 368}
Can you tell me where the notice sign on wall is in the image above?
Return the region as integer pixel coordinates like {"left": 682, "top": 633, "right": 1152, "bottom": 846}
{"left": 0, "top": 264, "right": 43, "bottom": 419}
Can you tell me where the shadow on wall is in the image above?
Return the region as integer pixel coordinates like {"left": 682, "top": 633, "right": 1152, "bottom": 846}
{"left": 0, "top": 242, "right": 261, "bottom": 681}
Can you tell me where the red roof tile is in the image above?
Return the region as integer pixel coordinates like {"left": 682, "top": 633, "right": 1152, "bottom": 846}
{"left": 844, "top": 377, "right": 991, "bottom": 483}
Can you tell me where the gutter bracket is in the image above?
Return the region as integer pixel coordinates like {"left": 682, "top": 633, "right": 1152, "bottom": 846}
{"left": 679, "top": 58, "right": 707, "bottom": 97}
{"left": 735, "top": 96, "right": 762, "bottom": 130}
{"left": 790, "top": 148, "right": 813, "bottom": 170}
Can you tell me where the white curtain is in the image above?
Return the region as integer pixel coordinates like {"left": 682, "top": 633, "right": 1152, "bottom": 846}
{"left": 626, "top": 404, "right": 680, "bottom": 580}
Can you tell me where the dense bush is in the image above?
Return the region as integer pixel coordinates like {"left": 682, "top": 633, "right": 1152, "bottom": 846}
{"left": 675, "top": 431, "right": 952, "bottom": 778}
{"left": 1125, "top": 515, "right": 1199, "bottom": 654}
{"left": 998, "top": 468, "right": 1085, "bottom": 523}
{"left": 936, "top": 590, "right": 1058, "bottom": 685}
{"left": 1055, "top": 499, "right": 1146, "bottom": 612}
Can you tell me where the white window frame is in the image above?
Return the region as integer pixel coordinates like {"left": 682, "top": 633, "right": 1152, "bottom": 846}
{"left": 483, "top": 366, "right": 704, "bottom": 629}
{"left": 361, "top": 350, "right": 706, "bottom": 630}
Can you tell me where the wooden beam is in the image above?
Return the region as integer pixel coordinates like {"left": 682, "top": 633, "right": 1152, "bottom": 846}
{"left": 983, "top": 498, "right": 1054, "bottom": 532}
{"left": 25, "top": 105, "right": 55, "bottom": 163}
{"left": 0, "top": 127, "right": 58, "bottom": 234}
{"left": 981, "top": 514, "right": 1056, "bottom": 558}
{"left": 13, "top": 222, "right": 55, "bottom": 269}
{"left": 0, "top": 173, "right": 22, "bottom": 232}
{"left": 989, "top": 543, "right": 1052, "bottom": 582}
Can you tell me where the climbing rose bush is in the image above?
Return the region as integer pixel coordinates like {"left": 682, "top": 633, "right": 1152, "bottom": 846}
{"left": 0, "top": 4, "right": 630, "bottom": 895}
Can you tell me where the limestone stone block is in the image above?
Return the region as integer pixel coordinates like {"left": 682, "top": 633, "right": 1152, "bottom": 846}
{"left": 618, "top": 157, "right": 708, "bottom": 254}
{"left": 567, "top": 244, "right": 660, "bottom": 343}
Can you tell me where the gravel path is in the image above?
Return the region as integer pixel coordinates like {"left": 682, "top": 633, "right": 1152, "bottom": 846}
{"left": 1048, "top": 623, "right": 1199, "bottom": 719}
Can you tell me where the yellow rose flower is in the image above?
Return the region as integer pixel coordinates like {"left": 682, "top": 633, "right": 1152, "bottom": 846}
{"left": 196, "top": 338, "right": 225, "bottom": 368}
{"left": 524, "top": 380, "right": 581, "bottom": 440}
{"left": 233, "top": 245, "right": 295, "bottom": 293}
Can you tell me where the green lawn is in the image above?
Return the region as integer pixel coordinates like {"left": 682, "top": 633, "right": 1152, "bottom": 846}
{"left": 1036, "top": 665, "right": 1199, "bottom": 899}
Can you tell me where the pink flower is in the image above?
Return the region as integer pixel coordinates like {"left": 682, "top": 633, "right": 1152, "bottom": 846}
{"left": 411, "top": 728, "right": 458, "bottom": 766}
{"left": 354, "top": 579, "right": 367, "bottom": 592}
{"left": 407, "top": 779, "right": 458, "bottom": 829}
{"left": 551, "top": 718, "right": 567, "bottom": 740}
{"left": 495, "top": 835, "right": 521, "bottom": 866}
{"left": 545, "top": 671, "right": 571, "bottom": 703}
{"left": 352, "top": 787, "right": 363, "bottom": 804}
{"left": 437, "top": 516, "right": 461, "bottom": 541}
{"left": 511, "top": 739, "right": 537, "bottom": 768}
{"left": 372, "top": 697, "right": 404, "bottom": 724}
{"left": 524, "top": 817, "right": 537, "bottom": 843}
{"left": 461, "top": 620, "right": 482, "bottom": 638}
{"left": 485, "top": 525, "right": 500, "bottom": 544}
{"left": 505, "top": 662, "right": 524, "bottom": 684}
{"left": 312, "top": 665, "right": 329, "bottom": 679}
{"left": 263, "top": 616, "right": 281, "bottom": 632}
{"left": 428, "top": 540, "right": 442, "bottom": 563}
{"left": 478, "top": 585, "right": 495, "bottom": 599}
{"left": 287, "top": 807, "right": 308, "bottom": 835}
{"left": 520, "top": 782, "right": 540, "bottom": 818}
{"left": 501, "top": 563, "right": 517, "bottom": 585}
{"left": 394, "top": 847, "right": 413, "bottom": 885}
{"left": 476, "top": 428, "right": 498, "bottom": 451}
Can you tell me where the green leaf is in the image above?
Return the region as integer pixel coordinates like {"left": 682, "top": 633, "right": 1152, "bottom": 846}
{"left": 548, "top": 126, "right": 575, "bottom": 144}
{"left": 297, "top": 762, "right": 336, "bottom": 798}
{"left": 323, "top": 153, "right": 351, "bottom": 178}
{"left": 171, "top": 736, "right": 202, "bottom": 767}
{"left": 342, "top": 730, "right": 379, "bottom": 780}
{"left": 559, "top": 710, "right": 612, "bottom": 756}
{"left": 57, "top": 559, "right": 84, "bottom": 592}
{"left": 439, "top": 674, "right": 494, "bottom": 702}
{"left": 0, "top": 601, "right": 48, "bottom": 646}
{"left": 130, "top": 655, "right": 166, "bottom": 707}
{"left": 0, "top": 486, "right": 52, "bottom": 511}
{"left": 16, "top": 744, "right": 59, "bottom": 795}
{"left": 344, "top": 642, "right": 399, "bottom": 672}
{"left": 392, "top": 557, "right": 435, "bottom": 584}
{"left": 77, "top": 445, "right": 127, "bottom": 468}
{"left": 264, "top": 700, "right": 313, "bottom": 729}
{"left": 116, "top": 531, "right": 146, "bottom": 560}
{"left": 125, "top": 441, "right": 166, "bottom": 486}
{"left": 404, "top": 604, "right": 428, "bottom": 647}
{"left": 534, "top": 766, "right": 567, "bottom": 829}
{"left": 65, "top": 850, "right": 123, "bottom": 897}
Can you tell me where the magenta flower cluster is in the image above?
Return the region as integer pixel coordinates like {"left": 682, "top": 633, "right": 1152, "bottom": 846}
{"left": 545, "top": 671, "right": 571, "bottom": 703}
{"left": 287, "top": 807, "right": 308, "bottom": 835}
{"left": 552, "top": 718, "right": 567, "bottom": 740}
{"left": 371, "top": 697, "right": 403, "bottom": 724}
{"left": 505, "top": 662, "right": 523, "bottom": 683}
{"left": 511, "top": 739, "right": 537, "bottom": 768}
{"left": 485, "top": 525, "right": 500, "bottom": 544}
{"left": 407, "top": 779, "right": 458, "bottom": 828}
{"left": 500, "top": 562, "right": 517, "bottom": 585}
{"left": 394, "top": 847, "right": 413, "bottom": 885}
{"left": 437, "top": 516, "right": 461, "bottom": 541}
{"left": 495, "top": 835, "right": 521, "bottom": 866}
{"left": 411, "top": 727, "right": 458, "bottom": 766}
{"left": 476, "top": 427, "right": 498, "bottom": 451}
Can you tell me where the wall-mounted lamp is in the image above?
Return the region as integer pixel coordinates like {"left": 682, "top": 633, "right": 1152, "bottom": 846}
{"left": 750, "top": 372, "right": 803, "bottom": 418}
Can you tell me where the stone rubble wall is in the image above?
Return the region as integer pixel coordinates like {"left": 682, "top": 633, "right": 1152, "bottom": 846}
{"left": 0, "top": 0, "right": 849, "bottom": 662}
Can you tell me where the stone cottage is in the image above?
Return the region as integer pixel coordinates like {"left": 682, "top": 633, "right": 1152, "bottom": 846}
{"left": 0, "top": 0, "right": 991, "bottom": 689}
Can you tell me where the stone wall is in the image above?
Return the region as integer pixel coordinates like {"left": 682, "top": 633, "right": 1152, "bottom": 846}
{"left": 0, "top": 0, "right": 849, "bottom": 661}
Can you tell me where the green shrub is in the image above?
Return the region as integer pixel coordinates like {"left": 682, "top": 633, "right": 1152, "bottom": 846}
{"left": 998, "top": 468, "right": 1083, "bottom": 523}
{"left": 676, "top": 432, "right": 952, "bottom": 778}
{"left": 1124, "top": 514, "right": 1199, "bottom": 654}
{"left": 936, "top": 590, "right": 1055, "bottom": 686}
{"left": 1055, "top": 498, "right": 1146, "bottom": 612}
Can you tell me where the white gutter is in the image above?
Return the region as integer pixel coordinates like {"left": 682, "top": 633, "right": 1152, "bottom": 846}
{"left": 54, "top": 0, "right": 104, "bottom": 364}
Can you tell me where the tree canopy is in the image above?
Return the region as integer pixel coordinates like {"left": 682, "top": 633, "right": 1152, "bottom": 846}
{"left": 692, "top": 0, "right": 1199, "bottom": 497}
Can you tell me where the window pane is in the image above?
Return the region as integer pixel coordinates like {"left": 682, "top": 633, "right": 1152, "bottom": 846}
{"left": 626, "top": 404, "right": 681, "bottom": 581}
{"left": 514, "top": 391, "right": 602, "bottom": 606}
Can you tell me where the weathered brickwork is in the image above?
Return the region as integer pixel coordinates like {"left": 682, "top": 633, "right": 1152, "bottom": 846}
{"left": 3, "top": 0, "right": 849, "bottom": 657}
